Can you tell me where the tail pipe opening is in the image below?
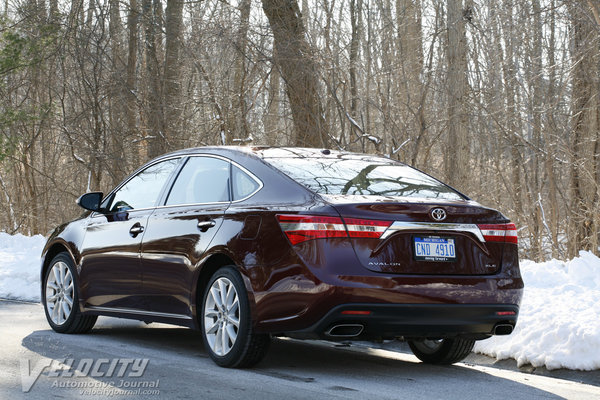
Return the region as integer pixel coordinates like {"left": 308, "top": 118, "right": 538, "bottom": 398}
{"left": 325, "top": 324, "right": 364, "bottom": 338}
{"left": 493, "top": 323, "right": 514, "bottom": 335}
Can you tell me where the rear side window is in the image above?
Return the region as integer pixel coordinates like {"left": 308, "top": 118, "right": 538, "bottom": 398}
{"left": 166, "top": 157, "right": 230, "bottom": 205}
{"left": 108, "top": 158, "right": 180, "bottom": 212}
{"left": 264, "top": 156, "right": 463, "bottom": 200}
{"left": 232, "top": 165, "right": 260, "bottom": 201}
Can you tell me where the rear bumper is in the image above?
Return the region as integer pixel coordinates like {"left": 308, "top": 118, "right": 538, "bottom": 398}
{"left": 283, "top": 303, "right": 519, "bottom": 341}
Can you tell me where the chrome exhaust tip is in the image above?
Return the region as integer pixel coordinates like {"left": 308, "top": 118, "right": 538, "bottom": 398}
{"left": 493, "top": 323, "right": 514, "bottom": 335}
{"left": 325, "top": 324, "right": 364, "bottom": 337}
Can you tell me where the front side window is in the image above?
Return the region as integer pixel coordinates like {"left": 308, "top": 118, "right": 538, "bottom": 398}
{"left": 166, "top": 157, "right": 230, "bottom": 205}
{"left": 108, "top": 158, "right": 180, "bottom": 212}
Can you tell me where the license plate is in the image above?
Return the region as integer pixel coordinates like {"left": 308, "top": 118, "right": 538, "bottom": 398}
{"left": 413, "top": 236, "right": 456, "bottom": 262}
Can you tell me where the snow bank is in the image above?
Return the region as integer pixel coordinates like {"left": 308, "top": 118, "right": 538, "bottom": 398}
{"left": 0, "top": 232, "right": 46, "bottom": 302}
{"left": 474, "top": 251, "right": 600, "bottom": 371}
{"left": 0, "top": 232, "right": 599, "bottom": 370}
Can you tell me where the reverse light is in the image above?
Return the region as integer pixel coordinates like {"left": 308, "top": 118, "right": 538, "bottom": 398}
{"left": 276, "top": 214, "right": 347, "bottom": 245}
{"left": 477, "top": 223, "right": 518, "bottom": 244}
{"left": 344, "top": 218, "right": 393, "bottom": 239}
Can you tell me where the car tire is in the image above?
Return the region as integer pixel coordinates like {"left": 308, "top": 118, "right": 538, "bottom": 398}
{"left": 200, "top": 266, "right": 270, "bottom": 368}
{"left": 42, "top": 252, "right": 97, "bottom": 334}
{"left": 408, "top": 338, "right": 475, "bottom": 365}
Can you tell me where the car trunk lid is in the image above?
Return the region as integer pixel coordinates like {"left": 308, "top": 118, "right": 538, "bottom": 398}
{"left": 324, "top": 195, "right": 512, "bottom": 275}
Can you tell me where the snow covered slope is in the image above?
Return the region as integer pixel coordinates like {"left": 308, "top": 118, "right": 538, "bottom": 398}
{"left": 0, "top": 232, "right": 45, "bottom": 301}
{"left": 0, "top": 232, "right": 599, "bottom": 371}
{"left": 474, "top": 251, "right": 600, "bottom": 371}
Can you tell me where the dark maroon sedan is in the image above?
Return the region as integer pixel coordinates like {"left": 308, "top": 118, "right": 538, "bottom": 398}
{"left": 41, "top": 147, "right": 523, "bottom": 367}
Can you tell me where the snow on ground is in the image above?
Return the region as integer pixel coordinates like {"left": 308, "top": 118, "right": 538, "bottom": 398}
{"left": 0, "top": 232, "right": 45, "bottom": 302}
{"left": 474, "top": 250, "right": 600, "bottom": 371}
{"left": 0, "top": 232, "right": 599, "bottom": 371}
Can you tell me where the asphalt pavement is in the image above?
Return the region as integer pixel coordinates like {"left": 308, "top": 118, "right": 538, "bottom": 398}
{"left": 1, "top": 300, "right": 598, "bottom": 399}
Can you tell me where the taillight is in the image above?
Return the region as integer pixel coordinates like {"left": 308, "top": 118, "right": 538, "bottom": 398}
{"left": 477, "top": 223, "right": 518, "bottom": 244}
{"left": 343, "top": 218, "right": 392, "bottom": 238}
{"left": 276, "top": 214, "right": 393, "bottom": 245}
{"left": 276, "top": 214, "right": 347, "bottom": 245}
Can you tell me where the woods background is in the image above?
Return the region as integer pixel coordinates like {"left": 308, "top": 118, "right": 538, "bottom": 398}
{"left": 0, "top": 0, "right": 599, "bottom": 261}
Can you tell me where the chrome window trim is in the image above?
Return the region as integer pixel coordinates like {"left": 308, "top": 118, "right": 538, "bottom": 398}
{"left": 155, "top": 201, "right": 230, "bottom": 210}
{"left": 380, "top": 221, "right": 486, "bottom": 242}
{"left": 84, "top": 305, "right": 192, "bottom": 320}
{"left": 90, "top": 155, "right": 184, "bottom": 217}
{"left": 91, "top": 206, "right": 155, "bottom": 217}
{"left": 158, "top": 153, "right": 264, "bottom": 209}
{"left": 90, "top": 152, "right": 264, "bottom": 216}
{"left": 229, "top": 159, "right": 264, "bottom": 203}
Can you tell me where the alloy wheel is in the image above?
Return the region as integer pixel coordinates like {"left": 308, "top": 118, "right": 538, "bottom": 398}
{"left": 45, "top": 261, "right": 74, "bottom": 325}
{"left": 203, "top": 277, "right": 240, "bottom": 356}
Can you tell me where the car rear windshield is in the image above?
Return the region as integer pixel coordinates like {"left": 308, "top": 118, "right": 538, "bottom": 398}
{"left": 264, "top": 154, "right": 464, "bottom": 200}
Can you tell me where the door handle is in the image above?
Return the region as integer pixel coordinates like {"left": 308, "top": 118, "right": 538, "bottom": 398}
{"left": 197, "top": 220, "right": 216, "bottom": 232}
{"left": 129, "top": 223, "right": 145, "bottom": 236}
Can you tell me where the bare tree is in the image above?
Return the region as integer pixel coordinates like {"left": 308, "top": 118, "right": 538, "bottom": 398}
{"left": 0, "top": 0, "right": 597, "bottom": 260}
{"left": 261, "top": 0, "right": 328, "bottom": 147}
{"left": 143, "top": 0, "right": 164, "bottom": 157}
{"left": 164, "top": 0, "right": 184, "bottom": 149}
{"left": 445, "top": 0, "right": 470, "bottom": 191}
{"left": 567, "top": 1, "right": 600, "bottom": 256}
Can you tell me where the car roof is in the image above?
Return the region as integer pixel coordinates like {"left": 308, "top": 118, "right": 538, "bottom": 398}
{"left": 159, "top": 146, "right": 385, "bottom": 161}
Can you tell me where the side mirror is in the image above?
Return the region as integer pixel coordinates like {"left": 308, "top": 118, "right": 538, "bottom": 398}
{"left": 77, "top": 192, "right": 103, "bottom": 212}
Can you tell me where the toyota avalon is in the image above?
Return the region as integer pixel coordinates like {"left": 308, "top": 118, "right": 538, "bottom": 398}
{"left": 41, "top": 147, "right": 523, "bottom": 367}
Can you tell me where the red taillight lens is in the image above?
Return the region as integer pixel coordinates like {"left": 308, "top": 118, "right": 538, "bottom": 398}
{"left": 276, "top": 214, "right": 347, "bottom": 245}
{"left": 496, "top": 311, "right": 516, "bottom": 316}
{"left": 477, "top": 223, "right": 518, "bottom": 244}
{"left": 276, "top": 215, "right": 393, "bottom": 245}
{"left": 343, "top": 218, "right": 392, "bottom": 238}
{"left": 341, "top": 310, "right": 372, "bottom": 315}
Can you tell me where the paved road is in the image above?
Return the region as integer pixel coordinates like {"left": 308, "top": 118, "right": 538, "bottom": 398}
{"left": 1, "top": 300, "right": 598, "bottom": 400}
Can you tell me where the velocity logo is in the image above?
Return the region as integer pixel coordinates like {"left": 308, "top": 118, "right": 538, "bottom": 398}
{"left": 20, "top": 358, "right": 149, "bottom": 392}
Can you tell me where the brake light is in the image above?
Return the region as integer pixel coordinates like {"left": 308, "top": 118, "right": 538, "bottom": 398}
{"left": 276, "top": 214, "right": 347, "bottom": 245}
{"left": 477, "top": 223, "right": 518, "bottom": 244}
{"left": 343, "top": 218, "right": 392, "bottom": 238}
{"left": 277, "top": 215, "right": 393, "bottom": 245}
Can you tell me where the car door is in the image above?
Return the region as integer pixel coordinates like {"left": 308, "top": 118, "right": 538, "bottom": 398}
{"left": 79, "top": 158, "right": 181, "bottom": 310}
{"left": 139, "top": 155, "right": 232, "bottom": 316}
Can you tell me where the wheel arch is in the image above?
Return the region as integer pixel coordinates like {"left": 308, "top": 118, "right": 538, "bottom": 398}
{"left": 193, "top": 252, "right": 258, "bottom": 329}
{"left": 41, "top": 241, "right": 76, "bottom": 286}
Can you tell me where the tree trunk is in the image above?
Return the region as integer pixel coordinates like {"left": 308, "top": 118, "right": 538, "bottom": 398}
{"left": 445, "top": 0, "right": 470, "bottom": 191}
{"left": 261, "top": 0, "right": 328, "bottom": 147}
{"left": 126, "top": 0, "right": 139, "bottom": 166}
{"left": 546, "top": 0, "right": 560, "bottom": 258}
{"left": 568, "top": 2, "right": 600, "bottom": 256}
{"left": 396, "top": 0, "right": 424, "bottom": 164}
{"left": 349, "top": 0, "right": 361, "bottom": 119}
{"left": 142, "top": 0, "right": 165, "bottom": 157}
{"left": 163, "top": 0, "right": 184, "bottom": 149}
{"left": 264, "top": 51, "right": 281, "bottom": 141}
{"left": 109, "top": 0, "right": 126, "bottom": 185}
{"left": 231, "top": 0, "right": 251, "bottom": 143}
{"left": 531, "top": 0, "right": 544, "bottom": 260}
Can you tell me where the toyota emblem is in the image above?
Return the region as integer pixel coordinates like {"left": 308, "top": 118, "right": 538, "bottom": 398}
{"left": 430, "top": 208, "right": 447, "bottom": 222}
